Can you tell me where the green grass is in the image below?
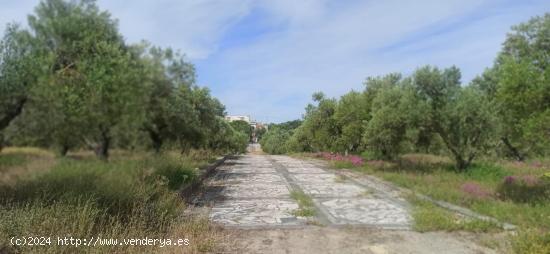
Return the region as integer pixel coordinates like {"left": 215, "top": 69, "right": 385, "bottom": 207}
{"left": 290, "top": 190, "right": 316, "bottom": 217}
{"left": 331, "top": 160, "right": 354, "bottom": 169}
{"left": 0, "top": 153, "right": 27, "bottom": 169}
{"left": 0, "top": 149, "right": 222, "bottom": 253}
{"left": 410, "top": 197, "right": 500, "bottom": 233}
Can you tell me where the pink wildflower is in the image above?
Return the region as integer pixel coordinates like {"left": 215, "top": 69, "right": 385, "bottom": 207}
{"left": 504, "top": 175, "right": 517, "bottom": 185}
{"left": 522, "top": 175, "right": 540, "bottom": 186}
{"left": 461, "top": 182, "right": 492, "bottom": 199}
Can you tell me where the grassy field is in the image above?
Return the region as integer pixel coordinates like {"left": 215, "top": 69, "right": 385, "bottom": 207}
{"left": 0, "top": 147, "right": 227, "bottom": 253}
{"left": 302, "top": 153, "right": 550, "bottom": 254}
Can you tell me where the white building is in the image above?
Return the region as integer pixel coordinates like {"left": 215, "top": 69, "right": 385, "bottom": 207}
{"left": 224, "top": 115, "right": 251, "bottom": 123}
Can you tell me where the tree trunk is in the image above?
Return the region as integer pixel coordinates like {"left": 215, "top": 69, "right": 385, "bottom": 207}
{"left": 59, "top": 144, "right": 69, "bottom": 157}
{"left": 94, "top": 128, "right": 110, "bottom": 160}
{"left": 147, "top": 128, "right": 163, "bottom": 153}
{"left": 454, "top": 155, "right": 467, "bottom": 171}
{"left": 0, "top": 97, "right": 27, "bottom": 131}
{"left": 501, "top": 137, "right": 524, "bottom": 161}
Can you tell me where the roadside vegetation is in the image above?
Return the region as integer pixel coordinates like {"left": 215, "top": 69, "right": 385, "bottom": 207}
{"left": 261, "top": 13, "right": 550, "bottom": 254}
{"left": 290, "top": 190, "right": 316, "bottom": 217}
{"left": 0, "top": 0, "right": 248, "bottom": 253}
{"left": 0, "top": 148, "right": 230, "bottom": 253}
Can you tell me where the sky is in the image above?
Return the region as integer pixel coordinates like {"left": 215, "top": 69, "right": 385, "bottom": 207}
{"left": 1, "top": 0, "right": 549, "bottom": 123}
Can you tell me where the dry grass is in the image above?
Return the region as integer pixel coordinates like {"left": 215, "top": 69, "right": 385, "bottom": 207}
{"left": 0, "top": 147, "right": 228, "bottom": 253}
{"left": 0, "top": 147, "right": 56, "bottom": 185}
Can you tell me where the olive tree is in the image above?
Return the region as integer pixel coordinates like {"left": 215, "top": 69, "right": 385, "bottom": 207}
{"left": 28, "top": 0, "right": 145, "bottom": 159}
{"left": 412, "top": 66, "right": 495, "bottom": 170}
{"left": 0, "top": 25, "right": 41, "bottom": 150}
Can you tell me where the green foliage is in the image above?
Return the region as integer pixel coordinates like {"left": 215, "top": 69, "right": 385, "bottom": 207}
{"left": 0, "top": 0, "right": 244, "bottom": 158}
{"left": 363, "top": 82, "right": 419, "bottom": 160}
{"left": 260, "top": 126, "right": 292, "bottom": 154}
{"left": 259, "top": 120, "right": 303, "bottom": 154}
{"left": 207, "top": 118, "right": 248, "bottom": 154}
{"left": 285, "top": 66, "right": 495, "bottom": 170}
{"left": 411, "top": 66, "right": 495, "bottom": 170}
{"left": 333, "top": 91, "right": 369, "bottom": 153}
{"left": 0, "top": 24, "right": 41, "bottom": 132}
{"left": 230, "top": 120, "right": 252, "bottom": 140}
{"left": 476, "top": 13, "right": 550, "bottom": 160}
{"left": 15, "top": 0, "right": 146, "bottom": 159}
{"left": 136, "top": 45, "right": 231, "bottom": 154}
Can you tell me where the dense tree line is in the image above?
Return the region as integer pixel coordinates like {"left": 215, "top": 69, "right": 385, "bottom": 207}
{"left": 0, "top": 0, "right": 248, "bottom": 158}
{"left": 263, "top": 14, "right": 550, "bottom": 170}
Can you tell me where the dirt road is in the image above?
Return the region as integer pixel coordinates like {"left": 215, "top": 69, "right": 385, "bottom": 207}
{"left": 195, "top": 154, "right": 499, "bottom": 253}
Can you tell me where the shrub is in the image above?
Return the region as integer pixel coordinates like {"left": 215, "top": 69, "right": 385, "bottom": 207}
{"left": 497, "top": 175, "right": 550, "bottom": 203}
{"left": 260, "top": 128, "right": 291, "bottom": 154}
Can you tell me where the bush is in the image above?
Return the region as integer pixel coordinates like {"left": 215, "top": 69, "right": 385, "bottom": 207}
{"left": 260, "top": 128, "right": 291, "bottom": 154}
{"left": 496, "top": 175, "right": 550, "bottom": 203}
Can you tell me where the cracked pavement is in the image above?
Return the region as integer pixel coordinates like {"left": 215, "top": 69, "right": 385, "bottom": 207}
{"left": 198, "top": 154, "right": 411, "bottom": 229}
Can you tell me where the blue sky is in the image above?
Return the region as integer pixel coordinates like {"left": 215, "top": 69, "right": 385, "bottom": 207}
{"left": 2, "top": 0, "right": 549, "bottom": 123}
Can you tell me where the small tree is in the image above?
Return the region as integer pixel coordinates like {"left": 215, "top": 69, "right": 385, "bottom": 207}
{"left": 412, "top": 66, "right": 495, "bottom": 170}
{"left": 436, "top": 87, "right": 495, "bottom": 169}
{"left": 333, "top": 91, "right": 369, "bottom": 154}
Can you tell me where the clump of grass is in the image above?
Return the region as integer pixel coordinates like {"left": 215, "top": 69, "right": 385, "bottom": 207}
{"left": 410, "top": 198, "right": 500, "bottom": 233}
{"left": 512, "top": 229, "right": 550, "bottom": 254}
{"left": 0, "top": 153, "right": 27, "bottom": 169}
{"left": 148, "top": 156, "right": 197, "bottom": 190}
{"left": 290, "top": 190, "right": 316, "bottom": 217}
{"left": 334, "top": 175, "right": 347, "bottom": 183}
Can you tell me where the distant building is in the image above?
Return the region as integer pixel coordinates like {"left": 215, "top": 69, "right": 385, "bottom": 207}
{"left": 224, "top": 115, "right": 251, "bottom": 123}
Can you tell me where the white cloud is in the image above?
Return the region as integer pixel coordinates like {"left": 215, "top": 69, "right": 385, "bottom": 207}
{"left": 99, "top": 0, "right": 254, "bottom": 59}
{"left": 1, "top": 0, "right": 549, "bottom": 122}
{"left": 203, "top": 0, "right": 550, "bottom": 121}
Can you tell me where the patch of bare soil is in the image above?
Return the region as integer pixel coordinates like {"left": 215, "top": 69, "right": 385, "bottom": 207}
{"left": 223, "top": 227, "right": 506, "bottom": 254}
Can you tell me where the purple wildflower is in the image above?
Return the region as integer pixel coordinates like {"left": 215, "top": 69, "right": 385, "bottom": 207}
{"left": 504, "top": 175, "right": 517, "bottom": 185}
{"left": 461, "top": 182, "right": 492, "bottom": 199}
